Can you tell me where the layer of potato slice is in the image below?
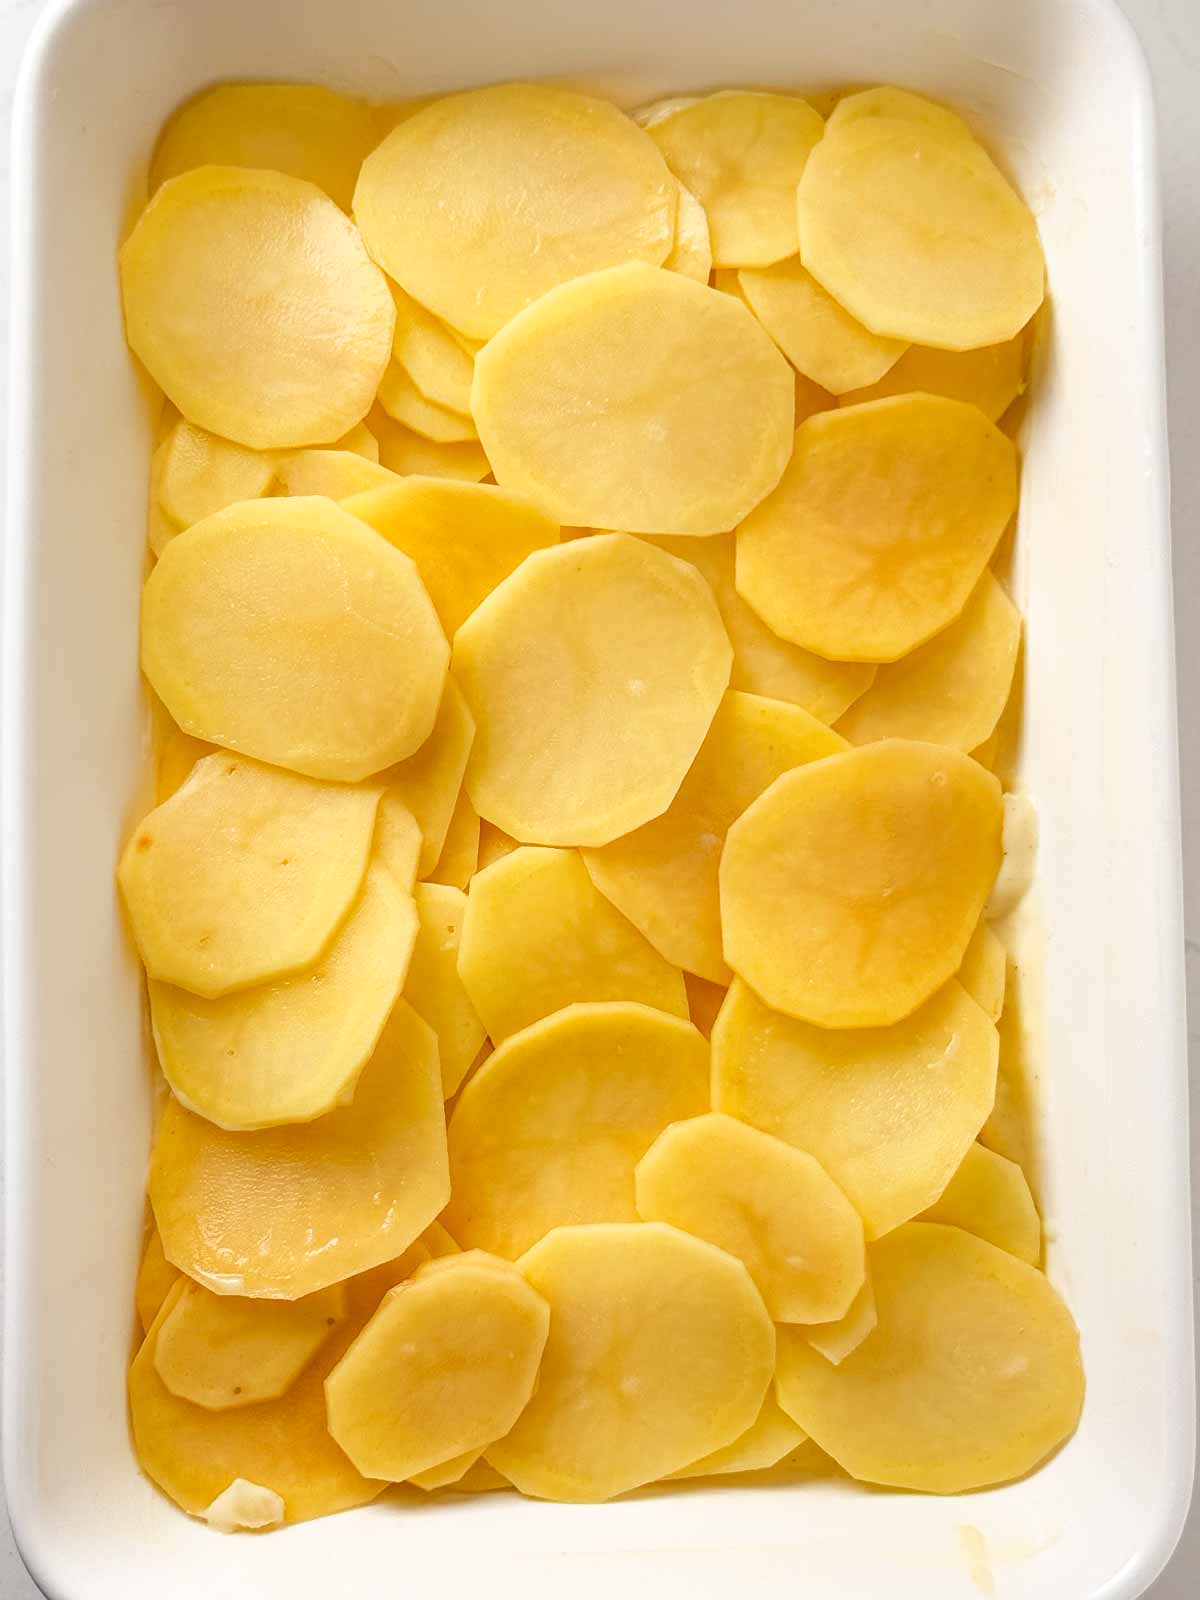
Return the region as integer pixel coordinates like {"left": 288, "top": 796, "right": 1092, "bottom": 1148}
{"left": 775, "top": 1223, "right": 1083, "bottom": 1492}
{"left": 489, "top": 1222, "right": 775, "bottom": 1501}
{"left": 804, "top": 1272, "right": 877, "bottom": 1365}
{"left": 154, "top": 716, "right": 215, "bottom": 804}
{"left": 404, "top": 883, "right": 486, "bottom": 1098}
{"left": 388, "top": 282, "right": 475, "bottom": 414}
{"left": 334, "top": 421, "right": 379, "bottom": 461}
{"left": 837, "top": 332, "right": 1027, "bottom": 419}
{"left": 958, "top": 920, "right": 1007, "bottom": 1022}
{"left": 920, "top": 1142, "right": 1041, "bottom": 1263}
{"left": 712, "top": 978, "right": 998, "bottom": 1238}
{"left": 150, "top": 1001, "right": 449, "bottom": 1298}
{"left": 377, "top": 362, "right": 477, "bottom": 443}
{"left": 429, "top": 787, "right": 480, "bottom": 890}
{"left": 477, "top": 821, "right": 519, "bottom": 872}
{"left": 737, "top": 258, "right": 907, "bottom": 393}
{"left": 146, "top": 438, "right": 181, "bottom": 557}
{"left": 684, "top": 973, "right": 727, "bottom": 1039}
{"left": 121, "top": 167, "right": 394, "bottom": 449}
{"left": 408, "top": 1450, "right": 483, "bottom": 1492}
{"left": 372, "top": 791, "right": 422, "bottom": 891}
{"left": 735, "top": 395, "right": 1018, "bottom": 663}
{"left": 141, "top": 497, "right": 449, "bottom": 781}
{"left": 453, "top": 534, "right": 732, "bottom": 845}
{"left": 136, "top": 1228, "right": 181, "bottom": 1333}
{"left": 157, "top": 420, "right": 275, "bottom": 529}
{"left": 382, "top": 676, "right": 475, "bottom": 878}
{"left": 369, "top": 407, "right": 491, "bottom": 481}
{"left": 445, "top": 1003, "right": 708, "bottom": 1258}
{"left": 272, "top": 448, "right": 397, "bottom": 499}
{"left": 665, "top": 183, "right": 713, "bottom": 281}
{"left": 668, "top": 1393, "right": 806, "bottom": 1480}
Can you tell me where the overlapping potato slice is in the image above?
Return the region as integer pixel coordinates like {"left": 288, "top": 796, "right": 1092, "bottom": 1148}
{"left": 325, "top": 1252, "right": 550, "bottom": 1480}
{"left": 388, "top": 283, "right": 476, "bottom": 414}
{"left": 648, "top": 91, "right": 824, "bottom": 267}
{"left": 453, "top": 535, "right": 732, "bottom": 844}
{"left": 632, "top": 95, "right": 701, "bottom": 129}
{"left": 737, "top": 258, "right": 907, "bottom": 394}
{"left": 119, "top": 753, "right": 381, "bottom": 998}
{"left": 383, "top": 677, "right": 475, "bottom": 877}
{"left": 121, "top": 167, "right": 394, "bottom": 448}
{"left": 584, "top": 691, "right": 844, "bottom": 982}
{"left": 157, "top": 420, "right": 274, "bottom": 529}
{"left": 378, "top": 362, "right": 477, "bottom": 443}
{"left": 489, "top": 1222, "right": 775, "bottom": 1501}
{"left": 146, "top": 438, "right": 181, "bottom": 557}
{"left": 775, "top": 1224, "right": 1083, "bottom": 1492}
{"left": 369, "top": 407, "right": 491, "bottom": 482}
{"left": 685, "top": 973, "right": 727, "bottom": 1039}
{"left": 636, "top": 1113, "right": 865, "bottom": 1322}
{"left": 712, "top": 978, "right": 998, "bottom": 1238}
{"left": 154, "top": 715, "right": 214, "bottom": 804}
{"left": 838, "top": 332, "right": 1027, "bottom": 419}
{"left": 719, "top": 741, "right": 1003, "bottom": 1026}
{"left": 429, "top": 788, "right": 479, "bottom": 890}
{"left": 405, "top": 883, "right": 486, "bottom": 1097}
{"left": 805, "top": 1273, "right": 877, "bottom": 1365}
{"left": 664, "top": 183, "right": 713, "bottom": 281}
{"left": 136, "top": 1228, "right": 181, "bottom": 1332}
{"left": 372, "top": 791, "right": 422, "bottom": 891}
{"left": 958, "top": 920, "right": 1007, "bottom": 1022}
{"left": 668, "top": 1393, "right": 806, "bottom": 1480}
{"left": 454, "top": 1459, "right": 512, "bottom": 1494}
{"left": 141, "top": 497, "right": 449, "bottom": 781}
{"left": 477, "top": 822, "right": 519, "bottom": 872}
{"left": 272, "top": 448, "right": 397, "bottom": 499}
{"left": 735, "top": 395, "right": 1018, "bottom": 663}
{"left": 445, "top": 1003, "right": 708, "bottom": 1258}
{"left": 408, "top": 1450, "right": 483, "bottom": 1492}
{"left": 149, "top": 1001, "right": 449, "bottom": 1298}
{"left": 334, "top": 422, "right": 380, "bottom": 461}
{"left": 921, "top": 1143, "right": 1041, "bottom": 1263}
{"left": 354, "top": 83, "right": 675, "bottom": 339}
{"left": 457, "top": 846, "right": 688, "bottom": 1042}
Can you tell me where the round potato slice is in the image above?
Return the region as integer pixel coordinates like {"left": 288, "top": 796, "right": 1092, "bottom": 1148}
{"left": 136, "top": 1229, "right": 181, "bottom": 1333}
{"left": 445, "top": 1003, "right": 708, "bottom": 1258}
{"left": 408, "top": 1449, "right": 484, "bottom": 1492}
{"left": 805, "top": 1273, "right": 877, "bottom": 1365}
{"left": 664, "top": 182, "right": 713, "bottom": 282}
{"left": 737, "top": 258, "right": 908, "bottom": 394}
{"left": 711, "top": 978, "right": 998, "bottom": 1238}
{"left": 150, "top": 1001, "right": 449, "bottom": 1299}
{"left": 404, "top": 883, "right": 486, "bottom": 1098}
{"left": 382, "top": 675, "right": 474, "bottom": 878}
{"left": 272, "top": 449, "right": 398, "bottom": 499}
{"left": 121, "top": 166, "right": 394, "bottom": 449}
{"left": 374, "top": 791, "right": 422, "bottom": 892}
{"left": 489, "top": 1222, "right": 775, "bottom": 1501}
{"left": 920, "top": 1143, "right": 1041, "bottom": 1263}
{"left": 735, "top": 395, "right": 1018, "bottom": 663}
{"left": 668, "top": 1393, "right": 806, "bottom": 1480}
{"left": 649, "top": 91, "right": 824, "bottom": 267}
{"left": 837, "top": 333, "right": 1027, "bottom": 420}
{"left": 428, "top": 788, "right": 480, "bottom": 890}
{"left": 157, "top": 420, "right": 275, "bottom": 529}
{"left": 141, "top": 497, "right": 449, "bottom": 782}
{"left": 472, "top": 264, "right": 794, "bottom": 536}
{"left": 636, "top": 1113, "right": 865, "bottom": 1322}
{"left": 774, "top": 1223, "right": 1083, "bottom": 1492}
{"left": 325, "top": 1252, "right": 550, "bottom": 1481}
{"left": 453, "top": 535, "right": 732, "bottom": 844}
{"left": 119, "top": 753, "right": 381, "bottom": 999}
{"left": 370, "top": 407, "right": 491, "bottom": 482}
{"left": 958, "top": 920, "right": 1007, "bottom": 1023}
{"left": 720, "top": 741, "right": 1003, "bottom": 1027}
{"left": 389, "top": 282, "right": 476, "bottom": 414}
{"left": 354, "top": 83, "right": 675, "bottom": 339}
{"left": 377, "top": 362, "right": 477, "bottom": 443}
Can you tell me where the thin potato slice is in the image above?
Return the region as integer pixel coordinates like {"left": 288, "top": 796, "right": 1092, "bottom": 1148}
{"left": 711, "top": 978, "right": 998, "bottom": 1238}
{"left": 147, "top": 438, "right": 181, "bottom": 557}
{"left": 453, "top": 535, "right": 732, "bottom": 844}
{"left": 378, "top": 362, "right": 478, "bottom": 443}
{"left": 737, "top": 258, "right": 907, "bottom": 394}
{"left": 384, "top": 677, "right": 475, "bottom": 877}
{"left": 389, "top": 282, "right": 475, "bottom": 414}
{"left": 272, "top": 449, "right": 398, "bottom": 499}
{"left": 632, "top": 95, "right": 701, "bottom": 130}
{"left": 805, "top": 1273, "right": 877, "bottom": 1365}
{"left": 409, "top": 1450, "right": 483, "bottom": 1492}
{"left": 489, "top": 1222, "right": 775, "bottom": 1501}
{"left": 155, "top": 720, "right": 216, "bottom": 805}
{"left": 477, "top": 822, "right": 519, "bottom": 871}
{"left": 920, "top": 1143, "right": 1041, "bottom": 1263}
{"left": 150, "top": 1001, "right": 449, "bottom": 1299}
{"left": 405, "top": 883, "right": 486, "bottom": 1097}
{"left": 121, "top": 167, "right": 394, "bottom": 449}
{"left": 668, "top": 1394, "right": 806, "bottom": 1480}
{"left": 334, "top": 422, "right": 379, "bottom": 461}
{"left": 372, "top": 791, "right": 422, "bottom": 891}
{"left": 685, "top": 973, "right": 727, "bottom": 1039}
{"left": 455, "top": 1459, "right": 512, "bottom": 1494}
{"left": 445, "top": 1003, "right": 708, "bottom": 1258}
{"left": 428, "top": 787, "right": 479, "bottom": 890}
{"left": 735, "top": 396, "right": 1018, "bottom": 663}
{"left": 774, "top": 1223, "right": 1083, "bottom": 1492}
{"left": 354, "top": 83, "right": 675, "bottom": 339}
{"left": 370, "top": 407, "right": 491, "bottom": 482}
{"left": 664, "top": 182, "right": 712, "bottom": 282}
{"left": 958, "top": 921, "right": 1007, "bottom": 1023}
{"left": 457, "top": 846, "right": 688, "bottom": 1043}
{"left": 838, "top": 333, "right": 1027, "bottom": 420}
{"left": 136, "top": 1229, "right": 181, "bottom": 1332}
{"left": 141, "top": 497, "right": 449, "bottom": 781}
{"left": 158, "top": 420, "right": 274, "bottom": 528}
{"left": 473, "top": 264, "right": 794, "bottom": 536}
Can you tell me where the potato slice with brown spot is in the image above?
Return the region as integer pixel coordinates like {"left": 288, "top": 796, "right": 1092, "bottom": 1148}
{"left": 804, "top": 1272, "right": 877, "bottom": 1365}
{"left": 383, "top": 677, "right": 475, "bottom": 878}
{"left": 405, "top": 883, "right": 486, "bottom": 1098}
{"left": 136, "top": 1228, "right": 181, "bottom": 1333}
{"left": 668, "top": 1393, "right": 806, "bottom": 1480}
{"left": 737, "top": 258, "right": 907, "bottom": 393}
{"left": 272, "top": 449, "right": 398, "bottom": 499}
{"left": 837, "top": 333, "right": 1027, "bottom": 420}
{"left": 958, "top": 920, "right": 1007, "bottom": 1022}
{"left": 428, "top": 787, "right": 479, "bottom": 890}
{"left": 370, "top": 407, "right": 491, "bottom": 482}
{"left": 157, "top": 420, "right": 274, "bottom": 529}
{"left": 920, "top": 1143, "right": 1041, "bottom": 1263}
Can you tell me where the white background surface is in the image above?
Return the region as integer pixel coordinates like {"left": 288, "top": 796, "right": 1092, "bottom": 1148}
{"left": 0, "top": 0, "right": 1196, "bottom": 1595}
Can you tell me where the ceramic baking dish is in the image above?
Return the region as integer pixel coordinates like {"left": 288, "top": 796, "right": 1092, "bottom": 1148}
{"left": 4, "top": 0, "right": 1193, "bottom": 1595}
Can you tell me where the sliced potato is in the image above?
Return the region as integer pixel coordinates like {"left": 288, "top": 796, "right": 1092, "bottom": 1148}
{"left": 136, "top": 1228, "right": 181, "bottom": 1332}
{"left": 920, "top": 1142, "right": 1041, "bottom": 1263}
{"left": 837, "top": 333, "right": 1027, "bottom": 420}
{"left": 146, "top": 437, "right": 181, "bottom": 557}
{"left": 378, "top": 362, "right": 477, "bottom": 443}
{"left": 632, "top": 95, "right": 701, "bottom": 129}
{"left": 428, "top": 787, "right": 479, "bottom": 890}
{"left": 409, "top": 1450, "right": 483, "bottom": 1491}
{"left": 383, "top": 676, "right": 475, "bottom": 877}
{"left": 737, "top": 258, "right": 907, "bottom": 393}
{"left": 389, "top": 282, "right": 475, "bottom": 414}
{"left": 155, "top": 720, "right": 215, "bottom": 804}
{"left": 272, "top": 449, "right": 398, "bottom": 499}
{"left": 333, "top": 421, "right": 379, "bottom": 461}
{"left": 373, "top": 791, "right": 422, "bottom": 891}
{"left": 369, "top": 407, "right": 491, "bottom": 482}
{"left": 668, "top": 1393, "right": 805, "bottom": 1480}
{"left": 477, "top": 822, "right": 519, "bottom": 871}
{"left": 158, "top": 420, "right": 274, "bottom": 528}
{"left": 958, "top": 920, "right": 1007, "bottom": 1022}
{"left": 664, "top": 182, "right": 712, "bottom": 282}
{"left": 405, "top": 883, "right": 486, "bottom": 1097}
{"left": 805, "top": 1272, "right": 877, "bottom": 1365}
{"left": 455, "top": 1459, "right": 512, "bottom": 1494}
{"left": 684, "top": 973, "right": 727, "bottom": 1039}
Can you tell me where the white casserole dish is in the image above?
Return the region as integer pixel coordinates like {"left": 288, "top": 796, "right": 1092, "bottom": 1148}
{"left": 3, "top": 0, "right": 1193, "bottom": 1595}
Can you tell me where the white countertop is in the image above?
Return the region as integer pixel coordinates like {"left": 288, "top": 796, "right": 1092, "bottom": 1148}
{"left": 1, "top": 0, "right": 1198, "bottom": 1594}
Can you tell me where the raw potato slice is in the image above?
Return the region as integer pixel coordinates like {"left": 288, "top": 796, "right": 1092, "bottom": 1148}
{"left": 119, "top": 753, "right": 381, "bottom": 998}
{"left": 141, "top": 497, "right": 449, "bottom": 782}
{"left": 920, "top": 1143, "right": 1041, "bottom": 1263}
{"left": 354, "top": 83, "right": 675, "bottom": 339}
{"left": 149, "top": 1001, "right": 449, "bottom": 1299}
{"left": 121, "top": 167, "right": 394, "bottom": 449}
{"left": 489, "top": 1222, "right": 775, "bottom": 1501}
{"left": 155, "top": 721, "right": 215, "bottom": 804}
{"left": 154, "top": 1280, "right": 347, "bottom": 1408}
{"left": 429, "top": 788, "right": 479, "bottom": 890}
{"left": 958, "top": 921, "right": 1007, "bottom": 1023}
{"left": 668, "top": 1393, "right": 806, "bottom": 1480}
{"left": 826, "top": 84, "right": 973, "bottom": 140}
{"left": 774, "top": 1223, "right": 1083, "bottom": 1492}
{"left": 453, "top": 535, "right": 733, "bottom": 844}
{"left": 456, "top": 847, "right": 688, "bottom": 1043}
{"left": 455, "top": 1459, "right": 511, "bottom": 1494}
{"left": 445, "top": 1003, "right": 708, "bottom": 1257}
{"left": 719, "top": 741, "right": 1003, "bottom": 1027}
{"left": 371, "top": 413, "right": 491, "bottom": 481}
{"left": 735, "top": 395, "right": 1018, "bottom": 663}
{"left": 477, "top": 822, "right": 519, "bottom": 871}
{"left": 136, "top": 1229, "right": 181, "bottom": 1332}
{"left": 685, "top": 973, "right": 727, "bottom": 1039}
{"left": 147, "top": 438, "right": 181, "bottom": 557}
{"left": 409, "top": 1450, "right": 483, "bottom": 1491}
{"left": 737, "top": 258, "right": 907, "bottom": 394}
{"left": 836, "top": 574, "right": 1021, "bottom": 750}
{"left": 649, "top": 91, "right": 825, "bottom": 267}
{"left": 334, "top": 421, "right": 379, "bottom": 461}
{"left": 584, "top": 691, "right": 845, "bottom": 982}
{"left": 405, "top": 883, "right": 486, "bottom": 1097}
{"left": 344, "top": 478, "right": 559, "bottom": 637}
{"left": 158, "top": 420, "right": 274, "bottom": 527}
{"left": 272, "top": 449, "right": 398, "bottom": 499}
{"left": 635, "top": 1113, "right": 865, "bottom": 1322}
{"left": 378, "top": 363, "right": 478, "bottom": 443}
{"left": 473, "top": 264, "right": 794, "bottom": 536}
{"left": 325, "top": 1252, "right": 550, "bottom": 1480}
{"left": 711, "top": 978, "right": 998, "bottom": 1238}
{"left": 373, "top": 791, "right": 422, "bottom": 891}
{"left": 389, "top": 283, "right": 476, "bottom": 414}
{"left": 665, "top": 182, "right": 712, "bottom": 282}
{"left": 633, "top": 95, "right": 701, "bottom": 130}
{"left": 384, "top": 677, "right": 475, "bottom": 877}
{"left": 838, "top": 334, "right": 1027, "bottom": 421}
{"left": 805, "top": 1274, "right": 877, "bottom": 1365}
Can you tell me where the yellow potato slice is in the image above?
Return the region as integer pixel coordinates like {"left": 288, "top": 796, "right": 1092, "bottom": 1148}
{"left": 157, "top": 420, "right": 275, "bottom": 528}
{"left": 405, "top": 883, "right": 486, "bottom": 1097}
{"left": 325, "top": 1252, "right": 550, "bottom": 1480}
{"left": 146, "top": 438, "right": 181, "bottom": 558}
{"left": 711, "top": 977, "right": 998, "bottom": 1238}
{"left": 649, "top": 91, "right": 824, "bottom": 267}
{"left": 354, "top": 83, "right": 675, "bottom": 339}
{"left": 333, "top": 421, "right": 380, "bottom": 461}
{"left": 373, "top": 791, "right": 422, "bottom": 891}
{"left": 141, "top": 497, "right": 449, "bottom": 781}
{"left": 155, "top": 719, "right": 215, "bottom": 804}
{"left": 384, "top": 676, "right": 475, "bottom": 877}
{"left": 836, "top": 573, "right": 1021, "bottom": 750}
{"left": 456, "top": 846, "right": 688, "bottom": 1043}
{"left": 428, "top": 787, "right": 479, "bottom": 890}
{"left": 389, "top": 282, "right": 475, "bottom": 414}
{"left": 445, "top": 1002, "right": 708, "bottom": 1257}
{"left": 121, "top": 167, "right": 394, "bottom": 449}
{"left": 150, "top": 1001, "right": 449, "bottom": 1299}
{"left": 584, "top": 690, "right": 845, "bottom": 982}
{"left": 720, "top": 740, "right": 1003, "bottom": 1026}
{"left": 421, "top": 1220, "right": 461, "bottom": 1258}
{"left": 735, "top": 395, "right": 1018, "bottom": 663}
{"left": 958, "top": 920, "right": 1007, "bottom": 1022}
{"left": 409, "top": 1450, "right": 483, "bottom": 1492}
{"left": 119, "top": 753, "right": 381, "bottom": 998}
{"left": 668, "top": 1393, "right": 806, "bottom": 1480}
{"left": 272, "top": 448, "right": 398, "bottom": 499}
{"left": 685, "top": 972, "right": 727, "bottom": 1039}
{"left": 737, "top": 258, "right": 907, "bottom": 393}
{"left": 344, "top": 478, "right": 559, "bottom": 637}
{"left": 378, "top": 362, "right": 478, "bottom": 443}
{"left": 453, "top": 535, "right": 732, "bottom": 844}
{"left": 971, "top": 727, "right": 1001, "bottom": 771}
{"left": 136, "top": 1228, "right": 181, "bottom": 1332}
{"left": 632, "top": 95, "right": 701, "bottom": 130}
{"left": 774, "top": 1223, "right": 1082, "bottom": 1492}
{"left": 454, "top": 1458, "right": 511, "bottom": 1494}
{"left": 805, "top": 1273, "right": 877, "bottom": 1364}
{"left": 826, "top": 84, "right": 972, "bottom": 139}
{"left": 473, "top": 264, "right": 794, "bottom": 535}
{"left": 370, "top": 406, "right": 491, "bottom": 481}
{"left": 635, "top": 1113, "right": 865, "bottom": 1322}
{"left": 665, "top": 182, "right": 712, "bottom": 282}
{"left": 920, "top": 1143, "right": 1041, "bottom": 1263}
{"left": 489, "top": 1222, "right": 774, "bottom": 1500}
{"left": 477, "top": 821, "right": 519, "bottom": 871}
{"left": 837, "top": 333, "right": 1027, "bottom": 420}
